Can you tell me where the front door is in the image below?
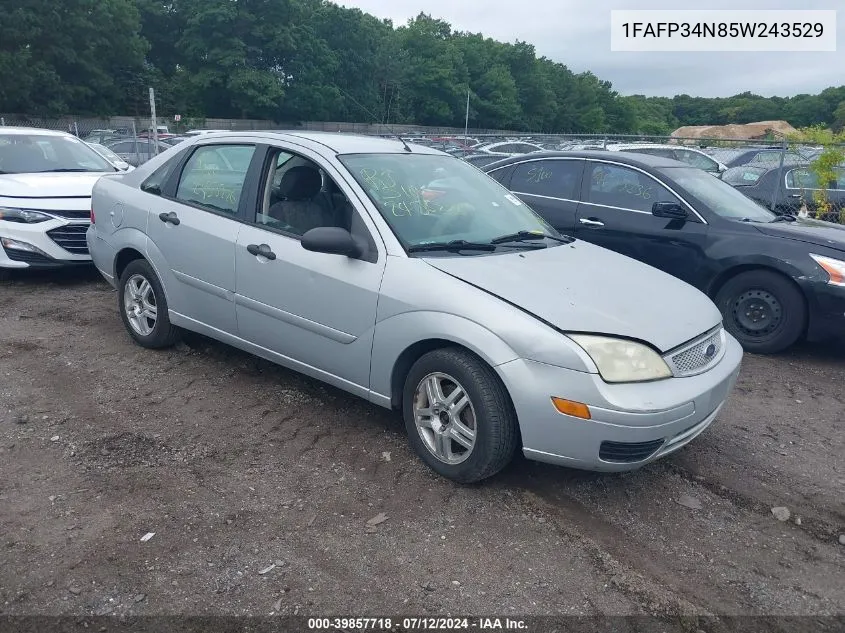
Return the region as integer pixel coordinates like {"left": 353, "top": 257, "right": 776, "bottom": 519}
{"left": 575, "top": 161, "right": 710, "bottom": 289}
{"left": 234, "top": 145, "right": 385, "bottom": 392}
{"left": 146, "top": 143, "right": 259, "bottom": 333}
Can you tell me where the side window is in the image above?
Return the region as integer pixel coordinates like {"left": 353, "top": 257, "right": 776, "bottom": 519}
{"left": 786, "top": 169, "right": 820, "bottom": 189}
{"left": 141, "top": 153, "right": 184, "bottom": 195}
{"left": 174, "top": 144, "right": 256, "bottom": 215}
{"left": 586, "top": 163, "right": 680, "bottom": 213}
{"left": 511, "top": 160, "right": 582, "bottom": 199}
{"left": 255, "top": 147, "right": 352, "bottom": 238}
{"left": 110, "top": 142, "right": 132, "bottom": 152}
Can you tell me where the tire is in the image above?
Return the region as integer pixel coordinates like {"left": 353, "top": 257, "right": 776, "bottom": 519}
{"left": 714, "top": 270, "right": 805, "bottom": 354}
{"left": 402, "top": 348, "right": 518, "bottom": 483}
{"left": 117, "top": 259, "right": 179, "bottom": 349}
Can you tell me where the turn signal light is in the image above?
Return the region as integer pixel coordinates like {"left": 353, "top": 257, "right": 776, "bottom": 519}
{"left": 551, "top": 397, "right": 591, "bottom": 419}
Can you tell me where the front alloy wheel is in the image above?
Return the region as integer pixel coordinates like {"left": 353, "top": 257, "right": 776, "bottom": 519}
{"left": 413, "top": 372, "right": 477, "bottom": 465}
{"left": 402, "top": 348, "right": 518, "bottom": 483}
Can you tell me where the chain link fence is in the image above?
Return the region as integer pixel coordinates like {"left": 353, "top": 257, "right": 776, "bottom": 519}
{"left": 2, "top": 115, "right": 843, "bottom": 223}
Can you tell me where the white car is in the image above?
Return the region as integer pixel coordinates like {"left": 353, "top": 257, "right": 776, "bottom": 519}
{"left": 86, "top": 142, "right": 134, "bottom": 172}
{"left": 0, "top": 127, "right": 119, "bottom": 271}
{"left": 183, "top": 129, "right": 231, "bottom": 137}
{"left": 475, "top": 141, "right": 545, "bottom": 157}
{"left": 607, "top": 144, "right": 728, "bottom": 176}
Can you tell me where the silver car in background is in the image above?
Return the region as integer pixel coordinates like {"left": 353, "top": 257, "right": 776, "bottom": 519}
{"left": 87, "top": 132, "right": 742, "bottom": 483}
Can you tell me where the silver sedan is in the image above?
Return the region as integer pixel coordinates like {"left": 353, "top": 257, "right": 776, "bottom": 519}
{"left": 86, "top": 132, "right": 742, "bottom": 483}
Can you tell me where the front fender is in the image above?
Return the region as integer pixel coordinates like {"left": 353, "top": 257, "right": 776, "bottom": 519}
{"left": 369, "top": 311, "right": 520, "bottom": 402}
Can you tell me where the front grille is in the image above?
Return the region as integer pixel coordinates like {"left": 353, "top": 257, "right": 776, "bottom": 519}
{"left": 599, "top": 439, "right": 665, "bottom": 463}
{"left": 46, "top": 223, "right": 89, "bottom": 254}
{"left": 666, "top": 328, "right": 724, "bottom": 377}
{"left": 4, "top": 248, "right": 56, "bottom": 264}
{"left": 47, "top": 209, "right": 91, "bottom": 220}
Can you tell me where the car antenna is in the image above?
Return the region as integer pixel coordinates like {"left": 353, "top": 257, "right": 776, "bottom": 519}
{"left": 337, "top": 86, "right": 412, "bottom": 152}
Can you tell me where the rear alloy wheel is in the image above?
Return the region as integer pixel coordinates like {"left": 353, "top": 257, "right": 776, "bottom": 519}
{"left": 715, "top": 270, "right": 805, "bottom": 354}
{"left": 402, "top": 348, "right": 518, "bottom": 483}
{"left": 118, "top": 259, "right": 179, "bottom": 349}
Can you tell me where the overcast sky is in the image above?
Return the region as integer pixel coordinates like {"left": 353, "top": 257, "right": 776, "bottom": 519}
{"left": 339, "top": 0, "right": 843, "bottom": 98}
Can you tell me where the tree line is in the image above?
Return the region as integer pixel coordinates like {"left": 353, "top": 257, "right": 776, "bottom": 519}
{"left": 2, "top": 0, "right": 844, "bottom": 134}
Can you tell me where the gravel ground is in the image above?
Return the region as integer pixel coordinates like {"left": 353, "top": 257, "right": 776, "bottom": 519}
{"left": 0, "top": 268, "right": 843, "bottom": 622}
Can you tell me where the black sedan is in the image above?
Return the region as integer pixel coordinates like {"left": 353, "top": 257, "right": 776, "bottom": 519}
{"left": 721, "top": 163, "right": 845, "bottom": 221}
{"left": 483, "top": 151, "right": 845, "bottom": 353}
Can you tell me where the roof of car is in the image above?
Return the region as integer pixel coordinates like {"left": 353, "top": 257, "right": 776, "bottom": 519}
{"left": 0, "top": 126, "right": 75, "bottom": 137}
{"left": 483, "top": 150, "right": 686, "bottom": 170}
{"left": 609, "top": 143, "right": 708, "bottom": 151}
{"left": 187, "top": 130, "right": 444, "bottom": 155}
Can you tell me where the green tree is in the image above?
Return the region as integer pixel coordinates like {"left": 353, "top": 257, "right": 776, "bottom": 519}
{"left": 832, "top": 101, "right": 845, "bottom": 132}
{"left": 0, "top": 0, "right": 147, "bottom": 115}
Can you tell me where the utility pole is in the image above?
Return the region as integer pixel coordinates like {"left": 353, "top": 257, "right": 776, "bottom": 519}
{"left": 149, "top": 87, "right": 159, "bottom": 156}
{"left": 464, "top": 88, "right": 470, "bottom": 143}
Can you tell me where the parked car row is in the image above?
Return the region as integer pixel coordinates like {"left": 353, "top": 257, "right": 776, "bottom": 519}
{"left": 480, "top": 151, "right": 845, "bottom": 354}
{"left": 3, "top": 129, "right": 843, "bottom": 486}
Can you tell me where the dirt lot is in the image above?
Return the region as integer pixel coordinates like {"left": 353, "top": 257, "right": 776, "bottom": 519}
{"left": 1, "top": 268, "right": 843, "bottom": 621}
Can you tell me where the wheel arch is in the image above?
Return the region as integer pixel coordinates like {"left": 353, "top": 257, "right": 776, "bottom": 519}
{"left": 707, "top": 264, "right": 810, "bottom": 338}
{"left": 370, "top": 313, "right": 520, "bottom": 412}
{"left": 114, "top": 247, "right": 146, "bottom": 281}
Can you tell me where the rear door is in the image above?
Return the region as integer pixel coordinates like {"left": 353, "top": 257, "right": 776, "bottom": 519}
{"left": 146, "top": 142, "right": 260, "bottom": 333}
{"left": 575, "top": 160, "right": 710, "bottom": 288}
{"left": 507, "top": 158, "right": 585, "bottom": 234}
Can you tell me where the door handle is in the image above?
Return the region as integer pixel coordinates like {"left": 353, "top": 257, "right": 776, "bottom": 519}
{"left": 579, "top": 218, "right": 605, "bottom": 227}
{"left": 788, "top": 194, "right": 802, "bottom": 198}
{"left": 247, "top": 243, "right": 276, "bottom": 260}
{"left": 158, "top": 211, "right": 180, "bottom": 225}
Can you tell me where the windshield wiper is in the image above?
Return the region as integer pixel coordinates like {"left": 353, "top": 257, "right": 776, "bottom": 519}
{"left": 407, "top": 240, "right": 497, "bottom": 253}
{"left": 490, "top": 230, "right": 573, "bottom": 245}
{"left": 770, "top": 214, "right": 797, "bottom": 223}
{"left": 36, "top": 168, "right": 94, "bottom": 173}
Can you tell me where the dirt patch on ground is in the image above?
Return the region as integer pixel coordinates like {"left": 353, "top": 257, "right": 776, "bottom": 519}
{"left": 0, "top": 268, "right": 843, "bottom": 619}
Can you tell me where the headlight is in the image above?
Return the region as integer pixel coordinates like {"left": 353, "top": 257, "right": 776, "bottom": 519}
{"left": 568, "top": 334, "right": 672, "bottom": 383}
{"left": 0, "top": 207, "right": 53, "bottom": 223}
{"left": 810, "top": 254, "right": 845, "bottom": 287}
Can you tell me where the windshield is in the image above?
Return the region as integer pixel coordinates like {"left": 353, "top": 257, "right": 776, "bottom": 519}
{"left": 89, "top": 143, "right": 125, "bottom": 163}
{"left": 664, "top": 166, "right": 775, "bottom": 222}
{"left": 340, "top": 153, "right": 559, "bottom": 252}
{"left": 0, "top": 134, "right": 115, "bottom": 174}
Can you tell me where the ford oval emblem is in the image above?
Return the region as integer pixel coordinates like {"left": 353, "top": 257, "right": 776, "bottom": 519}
{"left": 704, "top": 344, "right": 717, "bottom": 358}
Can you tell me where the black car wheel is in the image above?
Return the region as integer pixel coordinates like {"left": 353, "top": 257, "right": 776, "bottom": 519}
{"left": 715, "top": 270, "right": 806, "bottom": 354}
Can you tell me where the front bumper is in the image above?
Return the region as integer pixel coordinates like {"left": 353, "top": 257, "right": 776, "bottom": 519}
{"left": 498, "top": 332, "right": 743, "bottom": 472}
{"left": 0, "top": 218, "right": 92, "bottom": 269}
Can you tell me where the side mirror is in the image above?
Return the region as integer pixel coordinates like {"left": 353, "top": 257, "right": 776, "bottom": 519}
{"left": 301, "top": 226, "right": 363, "bottom": 258}
{"left": 652, "top": 201, "right": 688, "bottom": 220}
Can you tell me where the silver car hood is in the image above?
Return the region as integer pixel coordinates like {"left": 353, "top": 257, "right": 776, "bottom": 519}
{"left": 423, "top": 242, "right": 722, "bottom": 353}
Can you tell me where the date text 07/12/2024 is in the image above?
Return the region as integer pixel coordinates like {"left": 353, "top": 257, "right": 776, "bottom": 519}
{"left": 307, "top": 617, "right": 528, "bottom": 630}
